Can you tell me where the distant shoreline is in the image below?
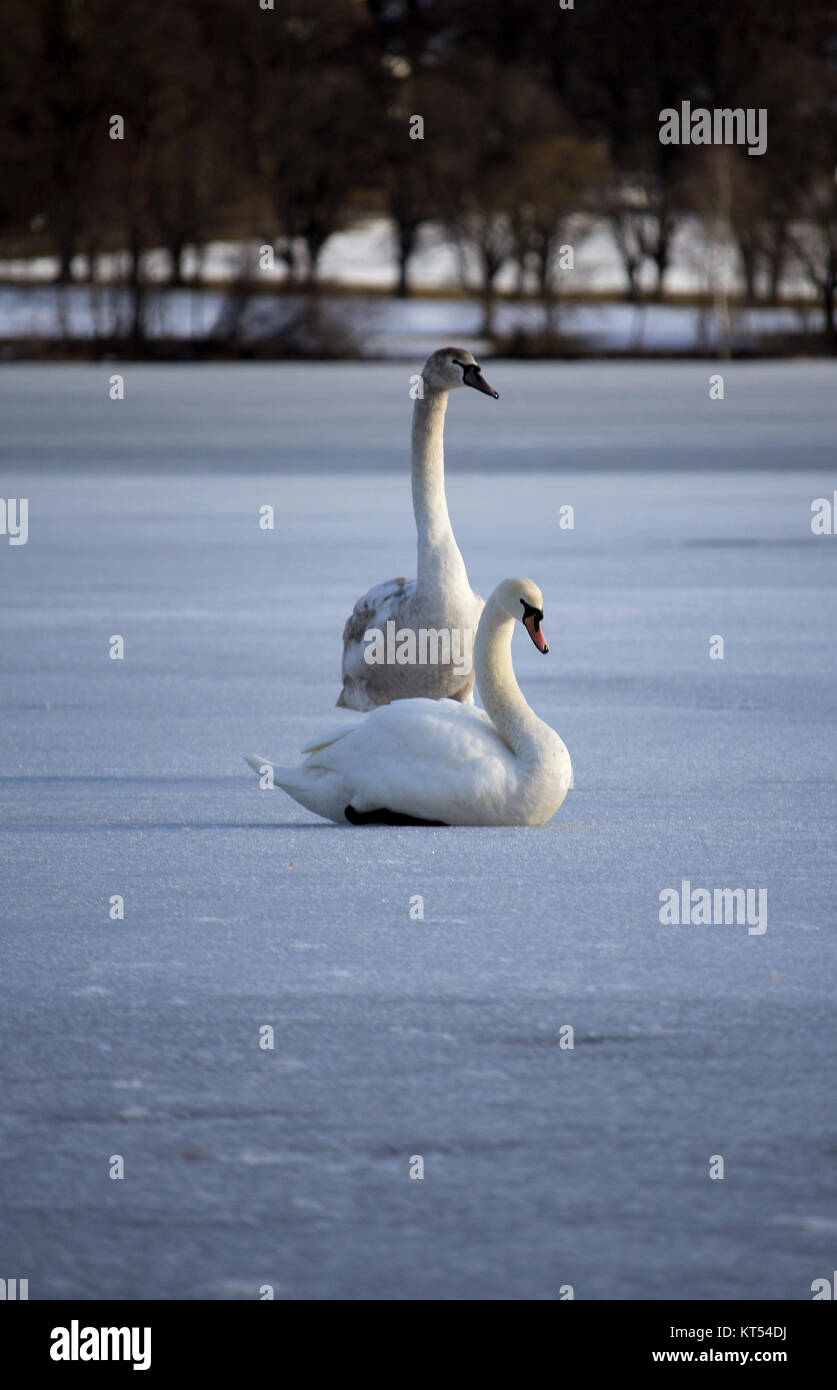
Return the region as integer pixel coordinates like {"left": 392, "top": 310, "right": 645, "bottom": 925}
{"left": 0, "top": 285, "right": 827, "bottom": 362}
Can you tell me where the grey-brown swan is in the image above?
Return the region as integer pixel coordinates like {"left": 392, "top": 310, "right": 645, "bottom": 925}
{"left": 337, "top": 346, "right": 498, "bottom": 710}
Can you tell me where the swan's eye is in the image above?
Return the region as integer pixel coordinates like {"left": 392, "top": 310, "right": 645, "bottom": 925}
{"left": 520, "top": 599, "right": 543, "bottom": 630}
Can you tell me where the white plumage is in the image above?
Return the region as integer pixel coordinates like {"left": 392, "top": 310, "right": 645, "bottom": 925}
{"left": 249, "top": 578, "right": 572, "bottom": 827}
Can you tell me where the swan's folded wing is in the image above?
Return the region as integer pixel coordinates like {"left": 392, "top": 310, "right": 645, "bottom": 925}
{"left": 339, "top": 577, "right": 419, "bottom": 707}
{"left": 315, "top": 699, "right": 514, "bottom": 823}
{"left": 301, "top": 712, "right": 365, "bottom": 755}
{"left": 341, "top": 577, "right": 416, "bottom": 647}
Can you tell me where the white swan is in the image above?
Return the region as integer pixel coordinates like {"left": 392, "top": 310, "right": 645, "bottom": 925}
{"left": 337, "top": 346, "right": 498, "bottom": 711}
{"left": 247, "top": 578, "right": 571, "bottom": 826}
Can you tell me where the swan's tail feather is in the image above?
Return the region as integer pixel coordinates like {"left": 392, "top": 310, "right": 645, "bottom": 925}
{"left": 245, "top": 752, "right": 332, "bottom": 793}
{"left": 244, "top": 753, "right": 294, "bottom": 786}
{"left": 244, "top": 752, "right": 345, "bottom": 822}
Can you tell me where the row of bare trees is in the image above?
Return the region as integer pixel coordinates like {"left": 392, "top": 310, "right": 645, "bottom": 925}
{"left": 0, "top": 0, "right": 834, "bottom": 348}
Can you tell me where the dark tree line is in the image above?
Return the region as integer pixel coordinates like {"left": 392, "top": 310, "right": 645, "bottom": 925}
{"left": 0, "top": 0, "right": 834, "bottom": 347}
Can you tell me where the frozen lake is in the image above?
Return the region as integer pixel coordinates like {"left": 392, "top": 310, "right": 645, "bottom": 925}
{"left": 1, "top": 361, "right": 836, "bottom": 1299}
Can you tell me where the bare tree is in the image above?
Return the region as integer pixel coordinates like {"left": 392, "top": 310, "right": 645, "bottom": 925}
{"left": 510, "top": 135, "right": 607, "bottom": 332}
{"left": 787, "top": 172, "right": 837, "bottom": 345}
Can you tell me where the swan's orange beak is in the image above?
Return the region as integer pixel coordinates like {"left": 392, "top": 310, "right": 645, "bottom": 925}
{"left": 523, "top": 614, "right": 549, "bottom": 653}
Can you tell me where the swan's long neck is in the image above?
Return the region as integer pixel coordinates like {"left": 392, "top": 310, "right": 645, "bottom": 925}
{"left": 411, "top": 388, "right": 469, "bottom": 602}
{"left": 475, "top": 598, "right": 544, "bottom": 760}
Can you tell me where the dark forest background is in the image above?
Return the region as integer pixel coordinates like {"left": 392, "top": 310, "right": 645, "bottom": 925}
{"left": 1, "top": 0, "right": 835, "bottom": 355}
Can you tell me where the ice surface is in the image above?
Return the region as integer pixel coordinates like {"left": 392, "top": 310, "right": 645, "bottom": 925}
{"left": 0, "top": 362, "right": 835, "bottom": 1299}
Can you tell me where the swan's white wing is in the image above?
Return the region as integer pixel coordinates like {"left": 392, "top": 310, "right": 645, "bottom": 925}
{"left": 309, "top": 699, "right": 517, "bottom": 825}
{"left": 301, "top": 712, "right": 365, "bottom": 754}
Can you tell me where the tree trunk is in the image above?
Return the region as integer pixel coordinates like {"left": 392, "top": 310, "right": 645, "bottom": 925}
{"left": 736, "top": 233, "right": 758, "bottom": 305}
{"left": 168, "top": 242, "right": 185, "bottom": 286}
{"left": 766, "top": 226, "right": 788, "bottom": 304}
{"left": 479, "top": 249, "right": 501, "bottom": 337}
{"left": 652, "top": 231, "right": 670, "bottom": 299}
{"left": 54, "top": 236, "right": 75, "bottom": 284}
{"left": 481, "top": 289, "right": 495, "bottom": 337}
{"left": 537, "top": 248, "right": 556, "bottom": 335}
{"left": 395, "top": 219, "right": 418, "bottom": 298}
{"left": 303, "top": 228, "right": 327, "bottom": 288}
{"left": 824, "top": 274, "right": 836, "bottom": 346}
{"left": 622, "top": 255, "right": 640, "bottom": 303}
{"left": 608, "top": 214, "right": 643, "bottom": 303}
{"left": 127, "top": 227, "right": 147, "bottom": 356}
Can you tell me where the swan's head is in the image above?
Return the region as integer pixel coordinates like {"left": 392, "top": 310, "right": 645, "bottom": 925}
{"left": 422, "top": 346, "right": 499, "bottom": 398}
{"left": 493, "top": 577, "right": 549, "bottom": 653}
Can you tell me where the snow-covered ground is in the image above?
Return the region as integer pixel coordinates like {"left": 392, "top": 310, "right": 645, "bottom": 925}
{"left": 1, "top": 361, "right": 836, "bottom": 1299}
